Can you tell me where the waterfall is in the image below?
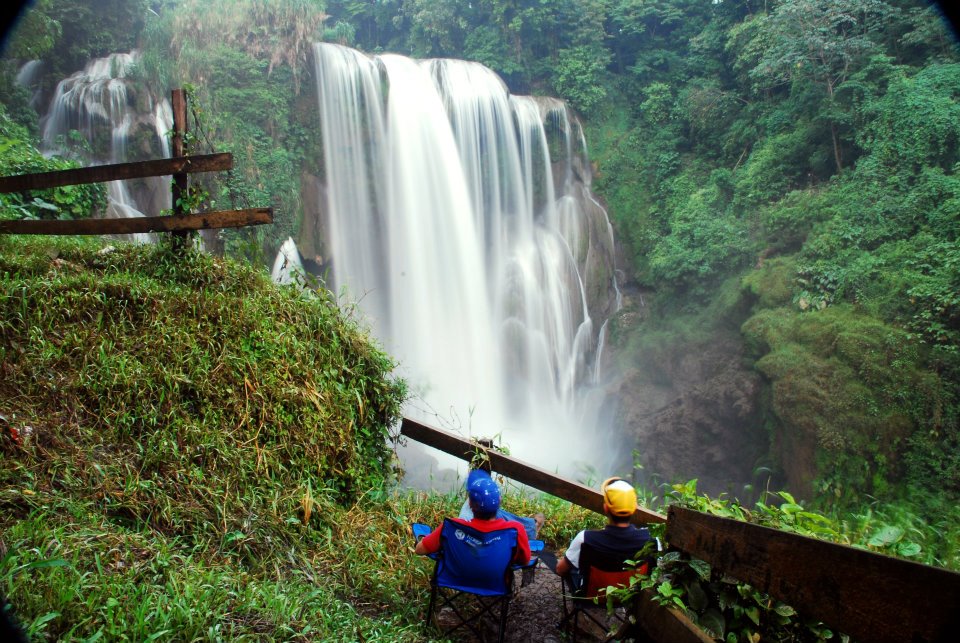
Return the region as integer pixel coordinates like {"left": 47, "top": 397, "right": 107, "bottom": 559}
{"left": 293, "top": 43, "right": 621, "bottom": 476}
{"left": 271, "top": 237, "right": 307, "bottom": 287}
{"left": 38, "top": 51, "right": 172, "bottom": 241}
{"left": 15, "top": 59, "right": 45, "bottom": 111}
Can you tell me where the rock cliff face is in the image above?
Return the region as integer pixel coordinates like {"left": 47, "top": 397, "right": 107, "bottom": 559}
{"left": 606, "top": 291, "right": 771, "bottom": 497}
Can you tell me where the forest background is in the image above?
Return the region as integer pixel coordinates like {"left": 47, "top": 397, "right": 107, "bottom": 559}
{"left": 2, "top": 0, "right": 959, "bottom": 581}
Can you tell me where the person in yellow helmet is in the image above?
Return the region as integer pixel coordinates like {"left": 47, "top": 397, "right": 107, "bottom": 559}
{"left": 556, "top": 477, "right": 652, "bottom": 588}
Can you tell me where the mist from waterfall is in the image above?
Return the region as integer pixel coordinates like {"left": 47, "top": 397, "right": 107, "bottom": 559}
{"left": 35, "top": 51, "right": 173, "bottom": 241}
{"left": 302, "top": 44, "right": 621, "bottom": 478}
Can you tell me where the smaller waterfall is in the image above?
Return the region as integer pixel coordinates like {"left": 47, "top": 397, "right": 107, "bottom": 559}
{"left": 38, "top": 52, "right": 172, "bottom": 241}
{"left": 271, "top": 237, "right": 307, "bottom": 287}
{"left": 15, "top": 59, "right": 45, "bottom": 111}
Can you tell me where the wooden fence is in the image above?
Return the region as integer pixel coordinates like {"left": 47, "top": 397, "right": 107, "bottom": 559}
{"left": 400, "top": 417, "right": 960, "bottom": 643}
{"left": 0, "top": 89, "right": 272, "bottom": 238}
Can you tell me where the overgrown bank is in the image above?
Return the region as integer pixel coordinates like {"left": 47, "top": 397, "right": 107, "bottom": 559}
{"left": 576, "top": 1, "right": 960, "bottom": 512}
{"left": 0, "top": 237, "right": 420, "bottom": 639}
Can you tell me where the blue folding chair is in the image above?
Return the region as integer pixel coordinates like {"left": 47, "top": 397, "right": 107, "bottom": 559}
{"left": 412, "top": 519, "right": 529, "bottom": 642}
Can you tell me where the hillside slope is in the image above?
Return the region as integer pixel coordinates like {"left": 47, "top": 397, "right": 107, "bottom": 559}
{"left": 0, "top": 236, "right": 427, "bottom": 640}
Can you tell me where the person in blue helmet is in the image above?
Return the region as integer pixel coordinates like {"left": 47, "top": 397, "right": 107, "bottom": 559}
{"left": 415, "top": 468, "right": 531, "bottom": 565}
{"left": 457, "top": 440, "right": 545, "bottom": 541}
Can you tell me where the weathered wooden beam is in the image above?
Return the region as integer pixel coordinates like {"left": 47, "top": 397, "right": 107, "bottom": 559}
{"left": 0, "top": 208, "right": 272, "bottom": 236}
{"left": 0, "top": 153, "right": 233, "bottom": 193}
{"left": 399, "top": 417, "right": 666, "bottom": 524}
{"left": 635, "top": 589, "right": 715, "bottom": 643}
{"left": 666, "top": 506, "right": 960, "bottom": 643}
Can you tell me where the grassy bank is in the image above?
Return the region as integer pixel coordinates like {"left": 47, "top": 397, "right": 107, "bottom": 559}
{"left": 0, "top": 236, "right": 414, "bottom": 639}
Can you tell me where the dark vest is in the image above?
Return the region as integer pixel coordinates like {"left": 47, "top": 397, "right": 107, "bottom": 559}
{"left": 582, "top": 524, "right": 651, "bottom": 570}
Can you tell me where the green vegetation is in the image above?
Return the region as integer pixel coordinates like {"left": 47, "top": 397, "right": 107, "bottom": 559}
{"left": 146, "top": 0, "right": 327, "bottom": 262}
{"left": 0, "top": 104, "right": 105, "bottom": 220}
{"left": 619, "top": 479, "right": 960, "bottom": 642}
{"left": 0, "top": 237, "right": 415, "bottom": 639}
{"left": 538, "top": 0, "right": 957, "bottom": 510}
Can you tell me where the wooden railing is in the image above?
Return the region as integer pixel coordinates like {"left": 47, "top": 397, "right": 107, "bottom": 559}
{"left": 0, "top": 89, "right": 272, "bottom": 238}
{"left": 400, "top": 417, "right": 960, "bottom": 643}
{"left": 666, "top": 506, "right": 960, "bottom": 643}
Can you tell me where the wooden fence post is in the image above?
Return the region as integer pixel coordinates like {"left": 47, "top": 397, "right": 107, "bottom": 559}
{"left": 171, "top": 88, "right": 189, "bottom": 246}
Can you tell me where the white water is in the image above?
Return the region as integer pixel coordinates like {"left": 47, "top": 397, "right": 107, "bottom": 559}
{"left": 15, "top": 59, "right": 45, "bottom": 111}
{"left": 38, "top": 52, "right": 172, "bottom": 242}
{"left": 271, "top": 237, "right": 307, "bottom": 287}
{"left": 295, "top": 44, "right": 622, "bottom": 476}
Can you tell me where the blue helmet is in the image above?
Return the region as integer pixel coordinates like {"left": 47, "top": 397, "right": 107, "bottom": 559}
{"left": 467, "top": 469, "right": 501, "bottom": 513}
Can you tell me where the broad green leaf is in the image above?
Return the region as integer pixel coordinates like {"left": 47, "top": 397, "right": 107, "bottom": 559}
{"left": 689, "top": 558, "right": 712, "bottom": 581}
{"left": 698, "top": 608, "right": 726, "bottom": 638}
{"left": 868, "top": 525, "right": 903, "bottom": 546}
{"left": 774, "top": 602, "right": 796, "bottom": 617}
{"left": 897, "top": 542, "right": 922, "bottom": 557}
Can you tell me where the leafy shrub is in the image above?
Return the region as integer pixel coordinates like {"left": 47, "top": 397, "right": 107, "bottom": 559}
{"left": 857, "top": 63, "right": 960, "bottom": 174}
{"left": 734, "top": 126, "right": 817, "bottom": 206}
{"left": 551, "top": 44, "right": 612, "bottom": 114}
{"left": 742, "top": 256, "right": 799, "bottom": 310}
{"left": 648, "top": 182, "right": 752, "bottom": 295}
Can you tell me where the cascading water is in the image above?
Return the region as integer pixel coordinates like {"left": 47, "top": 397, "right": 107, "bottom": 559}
{"left": 16, "top": 59, "right": 45, "bottom": 112}
{"left": 290, "top": 43, "right": 621, "bottom": 478}
{"left": 37, "top": 51, "right": 172, "bottom": 241}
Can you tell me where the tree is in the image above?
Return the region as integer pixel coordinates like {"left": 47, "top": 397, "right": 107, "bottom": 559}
{"left": 2, "top": 0, "right": 61, "bottom": 61}
{"left": 741, "top": 0, "right": 896, "bottom": 174}
{"left": 552, "top": 43, "right": 612, "bottom": 114}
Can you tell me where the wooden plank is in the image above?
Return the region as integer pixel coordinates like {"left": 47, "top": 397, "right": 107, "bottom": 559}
{"left": 0, "top": 208, "right": 272, "bottom": 236}
{"left": 0, "top": 153, "right": 233, "bottom": 193}
{"left": 635, "top": 589, "right": 715, "bottom": 643}
{"left": 666, "top": 506, "right": 960, "bottom": 643}
{"left": 400, "top": 417, "right": 666, "bottom": 524}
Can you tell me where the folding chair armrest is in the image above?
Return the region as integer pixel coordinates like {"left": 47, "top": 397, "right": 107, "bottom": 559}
{"left": 510, "top": 538, "right": 544, "bottom": 570}
{"left": 512, "top": 556, "right": 538, "bottom": 570}
{"left": 411, "top": 522, "right": 439, "bottom": 560}
{"left": 411, "top": 522, "right": 432, "bottom": 541}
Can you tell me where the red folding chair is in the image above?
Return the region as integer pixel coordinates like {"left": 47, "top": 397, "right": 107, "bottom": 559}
{"left": 560, "top": 542, "right": 650, "bottom": 641}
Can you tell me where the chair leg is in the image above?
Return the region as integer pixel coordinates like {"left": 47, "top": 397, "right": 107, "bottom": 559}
{"left": 497, "top": 595, "right": 510, "bottom": 643}
{"left": 425, "top": 583, "right": 438, "bottom": 629}
{"left": 559, "top": 574, "right": 581, "bottom": 642}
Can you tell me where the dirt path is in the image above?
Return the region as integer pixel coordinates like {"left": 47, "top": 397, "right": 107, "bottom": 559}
{"left": 505, "top": 563, "right": 567, "bottom": 642}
